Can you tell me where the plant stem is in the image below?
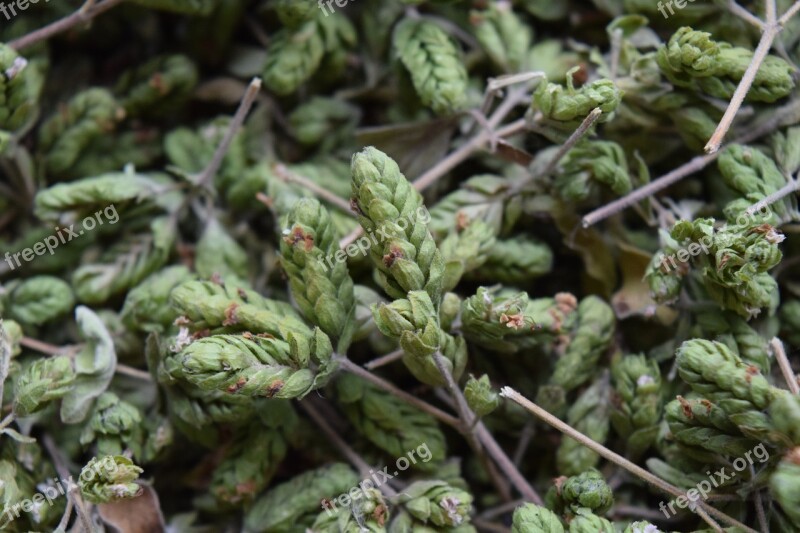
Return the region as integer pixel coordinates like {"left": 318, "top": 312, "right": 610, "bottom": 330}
{"left": 0, "top": 322, "right": 11, "bottom": 411}
{"left": 508, "top": 107, "right": 602, "bottom": 196}
{"left": 9, "top": 0, "right": 127, "bottom": 50}
{"left": 274, "top": 163, "right": 354, "bottom": 215}
{"left": 770, "top": 337, "right": 799, "bottom": 394}
{"left": 20, "top": 336, "right": 152, "bottom": 381}
{"left": 705, "top": 0, "right": 794, "bottom": 153}
{"left": 746, "top": 175, "right": 799, "bottom": 216}
{"left": 363, "top": 348, "right": 404, "bottom": 370}
{"left": 433, "top": 353, "right": 512, "bottom": 502}
{"left": 582, "top": 101, "right": 797, "bottom": 228}
{"left": 500, "top": 387, "right": 758, "bottom": 533}
{"left": 728, "top": 0, "right": 765, "bottom": 28}
{"left": 196, "top": 78, "right": 262, "bottom": 189}
{"left": 0, "top": 412, "right": 15, "bottom": 432}
{"left": 299, "top": 398, "right": 398, "bottom": 497}
{"left": 42, "top": 434, "right": 92, "bottom": 533}
{"left": 336, "top": 356, "right": 460, "bottom": 428}
{"left": 474, "top": 421, "right": 543, "bottom": 505}
{"left": 704, "top": 24, "right": 780, "bottom": 153}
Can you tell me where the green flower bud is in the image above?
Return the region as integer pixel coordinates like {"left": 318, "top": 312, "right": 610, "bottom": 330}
{"left": 0, "top": 44, "right": 36, "bottom": 131}
{"left": 511, "top": 503, "right": 565, "bottom": 533}
{"left": 38, "top": 88, "right": 125, "bottom": 177}
{"left": 467, "top": 235, "right": 553, "bottom": 285}
{"left": 373, "top": 291, "right": 466, "bottom": 386}
{"left": 393, "top": 19, "right": 468, "bottom": 115}
{"left": 114, "top": 54, "right": 197, "bottom": 117}
{"left": 165, "top": 331, "right": 334, "bottom": 399}
{"left": 440, "top": 219, "right": 497, "bottom": 292}
{"left": 557, "top": 141, "right": 631, "bottom": 201}
{"left": 72, "top": 216, "right": 176, "bottom": 305}
{"left": 310, "top": 488, "right": 390, "bottom": 532}
{"left": 770, "top": 392, "right": 800, "bottom": 446}
{"left": 395, "top": 480, "right": 473, "bottom": 528}
{"left": 665, "top": 396, "right": 760, "bottom": 457}
{"left": 550, "top": 296, "right": 615, "bottom": 392}
{"left": 271, "top": 0, "right": 317, "bottom": 28}
{"left": 560, "top": 469, "right": 614, "bottom": 515}
{"left": 78, "top": 455, "right": 143, "bottom": 504}
{"left": 657, "top": 27, "right": 720, "bottom": 84}
{"left": 471, "top": 2, "right": 532, "bottom": 73}
{"left": 770, "top": 449, "right": 800, "bottom": 528}
{"left": 3, "top": 276, "right": 74, "bottom": 326}
{"left": 244, "top": 463, "right": 360, "bottom": 533}
{"left": 13, "top": 356, "right": 74, "bottom": 417}
{"left": 658, "top": 27, "right": 794, "bottom": 103}
{"left": 610, "top": 354, "right": 662, "bottom": 457}
{"left": 1, "top": 319, "right": 22, "bottom": 357}
{"left": 80, "top": 392, "right": 143, "bottom": 459}
{"left": 461, "top": 288, "right": 578, "bottom": 353}
{"left": 280, "top": 198, "right": 356, "bottom": 351}
{"left": 533, "top": 69, "right": 621, "bottom": 126}
{"left": 211, "top": 407, "right": 296, "bottom": 505}
{"left": 464, "top": 374, "right": 500, "bottom": 418}
{"left": 351, "top": 147, "right": 444, "bottom": 304}
{"left": 169, "top": 279, "right": 309, "bottom": 338}
{"left": 676, "top": 339, "right": 778, "bottom": 409}
{"left": 263, "top": 20, "right": 325, "bottom": 95}
{"left": 566, "top": 507, "right": 615, "bottom": 533}
{"left": 557, "top": 377, "right": 611, "bottom": 475}
{"left": 121, "top": 265, "right": 193, "bottom": 333}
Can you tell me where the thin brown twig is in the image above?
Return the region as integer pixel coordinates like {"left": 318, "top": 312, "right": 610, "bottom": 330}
{"left": 507, "top": 107, "right": 602, "bottom": 197}
{"left": 336, "top": 356, "right": 460, "bottom": 428}
{"left": 746, "top": 174, "right": 800, "bottom": 216}
{"left": 750, "top": 464, "right": 769, "bottom": 533}
{"left": 500, "top": 387, "right": 758, "bottom": 533}
{"left": 363, "top": 348, "right": 404, "bottom": 370}
{"left": 274, "top": 163, "right": 354, "bottom": 215}
{"left": 20, "top": 336, "right": 152, "bottom": 381}
{"left": 728, "top": 0, "right": 765, "bottom": 28}
{"left": 705, "top": 0, "right": 791, "bottom": 153}
{"left": 42, "top": 434, "right": 92, "bottom": 533}
{"left": 582, "top": 101, "right": 798, "bottom": 228}
{"left": 9, "top": 0, "right": 126, "bottom": 50}
{"left": 0, "top": 412, "right": 15, "bottom": 432}
{"left": 770, "top": 337, "right": 799, "bottom": 394}
{"left": 340, "top": 355, "right": 540, "bottom": 505}
{"left": 299, "top": 399, "right": 398, "bottom": 497}
{"left": 474, "top": 422, "right": 544, "bottom": 505}
{"left": 432, "top": 354, "right": 512, "bottom": 502}
{"left": 196, "top": 78, "right": 262, "bottom": 189}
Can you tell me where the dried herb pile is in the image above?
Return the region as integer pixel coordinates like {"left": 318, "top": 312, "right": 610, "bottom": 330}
{"left": 2, "top": 0, "right": 800, "bottom": 532}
